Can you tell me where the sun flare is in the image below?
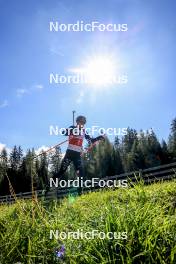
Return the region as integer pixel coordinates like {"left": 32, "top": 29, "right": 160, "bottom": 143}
{"left": 84, "top": 56, "right": 116, "bottom": 86}
{"left": 70, "top": 55, "right": 117, "bottom": 87}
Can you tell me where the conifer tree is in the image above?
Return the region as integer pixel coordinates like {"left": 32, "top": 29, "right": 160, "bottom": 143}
{"left": 168, "top": 118, "right": 176, "bottom": 160}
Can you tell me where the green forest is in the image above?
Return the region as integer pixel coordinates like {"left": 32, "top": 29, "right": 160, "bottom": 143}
{"left": 0, "top": 118, "right": 176, "bottom": 195}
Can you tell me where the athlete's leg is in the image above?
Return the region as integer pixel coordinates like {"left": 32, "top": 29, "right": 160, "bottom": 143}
{"left": 72, "top": 153, "right": 84, "bottom": 194}
{"left": 53, "top": 151, "right": 72, "bottom": 180}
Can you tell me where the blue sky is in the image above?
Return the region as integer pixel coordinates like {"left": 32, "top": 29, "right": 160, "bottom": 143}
{"left": 0, "top": 0, "right": 176, "bottom": 152}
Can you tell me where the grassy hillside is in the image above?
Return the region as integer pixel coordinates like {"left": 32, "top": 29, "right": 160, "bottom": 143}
{"left": 0, "top": 180, "right": 176, "bottom": 264}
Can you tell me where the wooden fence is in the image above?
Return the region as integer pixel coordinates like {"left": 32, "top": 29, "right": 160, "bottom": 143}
{"left": 0, "top": 162, "right": 176, "bottom": 204}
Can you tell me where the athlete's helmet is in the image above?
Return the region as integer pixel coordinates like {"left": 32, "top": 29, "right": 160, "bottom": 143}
{"left": 76, "top": 115, "right": 86, "bottom": 124}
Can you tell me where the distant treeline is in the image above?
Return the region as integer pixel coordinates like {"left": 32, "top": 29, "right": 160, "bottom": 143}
{"left": 0, "top": 118, "right": 176, "bottom": 195}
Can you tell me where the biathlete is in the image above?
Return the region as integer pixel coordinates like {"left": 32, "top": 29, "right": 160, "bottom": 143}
{"left": 53, "top": 115, "right": 104, "bottom": 181}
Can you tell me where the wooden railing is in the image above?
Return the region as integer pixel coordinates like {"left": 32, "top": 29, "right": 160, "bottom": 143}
{"left": 0, "top": 162, "right": 176, "bottom": 204}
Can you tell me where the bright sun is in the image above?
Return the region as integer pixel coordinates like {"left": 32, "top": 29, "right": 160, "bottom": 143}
{"left": 70, "top": 55, "right": 117, "bottom": 87}
{"left": 84, "top": 56, "right": 116, "bottom": 86}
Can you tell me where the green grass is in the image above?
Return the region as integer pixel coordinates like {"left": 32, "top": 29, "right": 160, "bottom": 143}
{"left": 0, "top": 180, "right": 176, "bottom": 264}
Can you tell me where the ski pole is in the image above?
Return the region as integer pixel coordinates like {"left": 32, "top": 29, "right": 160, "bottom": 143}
{"left": 34, "top": 139, "right": 68, "bottom": 159}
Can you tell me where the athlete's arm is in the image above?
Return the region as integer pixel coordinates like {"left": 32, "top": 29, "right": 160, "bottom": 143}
{"left": 61, "top": 126, "right": 76, "bottom": 136}
{"left": 85, "top": 133, "right": 105, "bottom": 145}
